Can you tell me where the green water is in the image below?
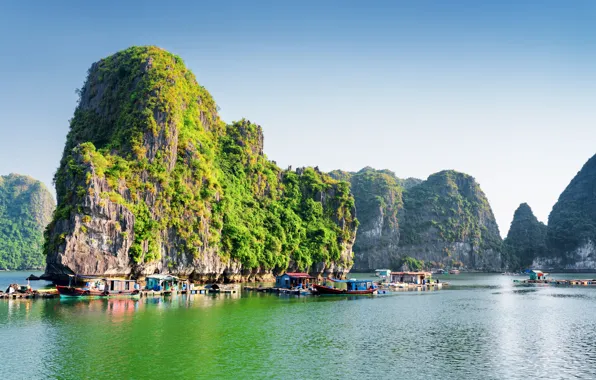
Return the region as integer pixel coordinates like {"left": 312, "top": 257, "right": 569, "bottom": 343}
{"left": 2, "top": 273, "right": 596, "bottom": 379}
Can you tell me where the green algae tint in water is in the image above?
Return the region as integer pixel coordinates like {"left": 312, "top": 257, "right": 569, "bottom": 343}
{"left": 2, "top": 273, "right": 596, "bottom": 379}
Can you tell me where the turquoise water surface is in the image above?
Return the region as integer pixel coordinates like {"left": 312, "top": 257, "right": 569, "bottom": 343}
{"left": 1, "top": 272, "right": 596, "bottom": 379}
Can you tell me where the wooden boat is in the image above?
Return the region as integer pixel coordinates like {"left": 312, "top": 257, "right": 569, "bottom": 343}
{"left": 313, "top": 279, "right": 377, "bottom": 295}
{"left": 56, "top": 285, "right": 108, "bottom": 297}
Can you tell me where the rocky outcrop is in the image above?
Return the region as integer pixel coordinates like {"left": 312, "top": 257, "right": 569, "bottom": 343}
{"left": 329, "top": 167, "right": 403, "bottom": 270}
{"left": 398, "top": 171, "right": 502, "bottom": 271}
{"left": 502, "top": 203, "right": 547, "bottom": 269}
{"left": 330, "top": 168, "right": 501, "bottom": 271}
{"left": 531, "top": 154, "right": 596, "bottom": 271}
{"left": 0, "top": 174, "right": 55, "bottom": 269}
{"left": 43, "top": 46, "right": 356, "bottom": 283}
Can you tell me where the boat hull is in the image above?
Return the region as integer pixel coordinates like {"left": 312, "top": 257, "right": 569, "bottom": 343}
{"left": 313, "top": 284, "right": 376, "bottom": 295}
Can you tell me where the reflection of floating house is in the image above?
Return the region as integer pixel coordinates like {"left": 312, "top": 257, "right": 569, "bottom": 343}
{"left": 390, "top": 271, "right": 432, "bottom": 284}
{"left": 145, "top": 275, "right": 179, "bottom": 291}
{"left": 275, "top": 273, "right": 315, "bottom": 289}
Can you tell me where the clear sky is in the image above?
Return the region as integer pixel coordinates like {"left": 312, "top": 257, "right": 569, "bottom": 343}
{"left": 1, "top": 1, "right": 595, "bottom": 236}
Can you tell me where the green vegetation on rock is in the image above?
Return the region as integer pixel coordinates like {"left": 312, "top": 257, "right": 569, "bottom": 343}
{"left": 330, "top": 168, "right": 502, "bottom": 271}
{"left": 44, "top": 46, "right": 356, "bottom": 278}
{"left": 0, "top": 174, "right": 55, "bottom": 269}
{"left": 503, "top": 203, "right": 547, "bottom": 269}
{"left": 547, "top": 154, "right": 596, "bottom": 262}
{"left": 392, "top": 256, "right": 424, "bottom": 271}
{"left": 400, "top": 170, "right": 502, "bottom": 252}
{"left": 329, "top": 167, "right": 403, "bottom": 270}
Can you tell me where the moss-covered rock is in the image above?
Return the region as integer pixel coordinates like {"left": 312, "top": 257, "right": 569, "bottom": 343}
{"left": 399, "top": 170, "right": 502, "bottom": 270}
{"left": 0, "top": 174, "right": 55, "bottom": 269}
{"left": 535, "top": 154, "right": 596, "bottom": 270}
{"left": 330, "top": 168, "right": 501, "bottom": 271}
{"left": 329, "top": 167, "right": 403, "bottom": 270}
{"left": 43, "top": 46, "right": 356, "bottom": 282}
{"left": 503, "top": 203, "right": 547, "bottom": 269}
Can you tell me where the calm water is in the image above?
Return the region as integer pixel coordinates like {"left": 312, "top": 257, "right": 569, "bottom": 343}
{"left": 2, "top": 272, "right": 596, "bottom": 379}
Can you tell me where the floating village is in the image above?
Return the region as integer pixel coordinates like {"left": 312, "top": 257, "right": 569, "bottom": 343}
{"left": 1, "top": 268, "right": 447, "bottom": 300}
{"left": 2, "top": 268, "right": 596, "bottom": 301}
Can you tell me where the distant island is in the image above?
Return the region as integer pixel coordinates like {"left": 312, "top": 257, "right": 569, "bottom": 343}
{"left": 0, "top": 173, "right": 54, "bottom": 270}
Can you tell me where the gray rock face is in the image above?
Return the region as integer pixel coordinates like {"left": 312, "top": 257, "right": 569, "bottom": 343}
{"left": 334, "top": 168, "right": 403, "bottom": 271}
{"left": 532, "top": 240, "right": 596, "bottom": 271}
{"left": 398, "top": 170, "right": 502, "bottom": 271}
{"left": 331, "top": 168, "right": 503, "bottom": 272}
{"left": 538, "top": 154, "right": 596, "bottom": 270}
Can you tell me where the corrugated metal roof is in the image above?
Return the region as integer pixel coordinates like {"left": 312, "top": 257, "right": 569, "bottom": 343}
{"left": 146, "top": 274, "right": 179, "bottom": 280}
{"left": 285, "top": 272, "right": 313, "bottom": 278}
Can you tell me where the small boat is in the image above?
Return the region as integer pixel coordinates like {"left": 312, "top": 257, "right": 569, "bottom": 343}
{"left": 57, "top": 275, "right": 140, "bottom": 298}
{"left": 448, "top": 269, "right": 460, "bottom": 275}
{"left": 56, "top": 285, "right": 109, "bottom": 297}
{"left": 313, "top": 279, "right": 377, "bottom": 295}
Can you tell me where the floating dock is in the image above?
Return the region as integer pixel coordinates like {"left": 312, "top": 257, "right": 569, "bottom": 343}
{"left": 243, "top": 286, "right": 311, "bottom": 295}
{"left": 514, "top": 279, "right": 596, "bottom": 286}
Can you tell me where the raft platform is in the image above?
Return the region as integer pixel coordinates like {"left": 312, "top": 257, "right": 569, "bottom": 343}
{"left": 514, "top": 279, "right": 596, "bottom": 286}
{"left": 243, "top": 286, "right": 312, "bottom": 295}
{"left": 0, "top": 290, "right": 59, "bottom": 300}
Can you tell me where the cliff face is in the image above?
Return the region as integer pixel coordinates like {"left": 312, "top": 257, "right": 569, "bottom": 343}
{"left": 534, "top": 154, "right": 596, "bottom": 270}
{"left": 503, "top": 203, "right": 547, "bottom": 269}
{"left": 399, "top": 171, "right": 502, "bottom": 270}
{"left": 329, "top": 167, "right": 403, "bottom": 270}
{"left": 44, "top": 46, "right": 356, "bottom": 282}
{"left": 0, "top": 174, "right": 55, "bottom": 269}
{"left": 330, "top": 168, "right": 501, "bottom": 271}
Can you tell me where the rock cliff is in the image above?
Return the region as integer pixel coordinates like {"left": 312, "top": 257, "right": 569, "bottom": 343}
{"left": 0, "top": 174, "right": 55, "bottom": 269}
{"left": 533, "top": 154, "right": 596, "bottom": 271}
{"left": 398, "top": 171, "right": 502, "bottom": 270}
{"left": 329, "top": 167, "right": 403, "bottom": 270}
{"left": 330, "top": 168, "right": 501, "bottom": 271}
{"left": 503, "top": 203, "right": 547, "bottom": 269}
{"left": 43, "top": 46, "right": 357, "bottom": 282}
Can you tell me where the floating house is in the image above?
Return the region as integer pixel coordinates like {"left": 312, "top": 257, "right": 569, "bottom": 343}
{"left": 528, "top": 270, "right": 548, "bottom": 281}
{"left": 375, "top": 269, "right": 391, "bottom": 279}
{"left": 390, "top": 271, "right": 432, "bottom": 284}
{"left": 105, "top": 279, "right": 138, "bottom": 293}
{"left": 79, "top": 275, "right": 138, "bottom": 292}
{"left": 275, "top": 273, "right": 314, "bottom": 289}
{"left": 145, "top": 274, "right": 179, "bottom": 291}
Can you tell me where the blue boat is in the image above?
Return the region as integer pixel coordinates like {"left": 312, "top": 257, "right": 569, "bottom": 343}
{"left": 313, "top": 278, "right": 377, "bottom": 295}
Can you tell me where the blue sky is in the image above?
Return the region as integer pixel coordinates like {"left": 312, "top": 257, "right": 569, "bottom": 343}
{"left": 1, "top": 1, "right": 595, "bottom": 235}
